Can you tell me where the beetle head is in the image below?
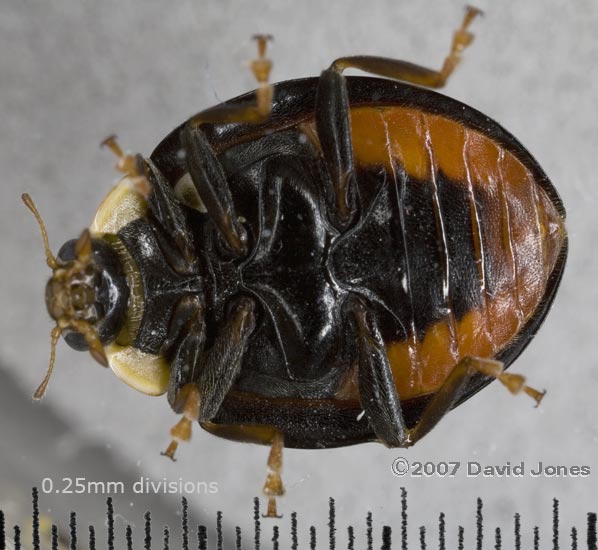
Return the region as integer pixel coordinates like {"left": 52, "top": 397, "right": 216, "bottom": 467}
{"left": 22, "top": 193, "right": 128, "bottom": 399}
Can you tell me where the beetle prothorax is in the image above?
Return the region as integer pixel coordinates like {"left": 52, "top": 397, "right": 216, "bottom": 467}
{"left": 22, "top": 193, "right": 108, "bottom": 400}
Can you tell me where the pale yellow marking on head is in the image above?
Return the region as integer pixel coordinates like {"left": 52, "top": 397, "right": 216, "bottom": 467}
{"left": 90, "top": 178, "right": 148, "bottom": 236}
{"left": 105, "top": 342, "right": 169, "bottom": 396}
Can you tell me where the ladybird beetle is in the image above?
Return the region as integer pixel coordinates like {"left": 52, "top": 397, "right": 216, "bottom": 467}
{"left": 24, "top": 7, "right": 567, "bottom": 517}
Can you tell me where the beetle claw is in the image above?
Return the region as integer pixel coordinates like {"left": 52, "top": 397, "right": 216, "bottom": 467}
{"left": 525, "top": 387, "right": 547, "bottom": 408}
{"left": 262, "top": 497, "right": 283, "bottom": 519}
{"left": 160, "top": 441, "right": 179, "bottom": 462}
{"left": 100, "top": 134, "right": 122, "bottom": 155}
{"left": 464, "top": 6, "right": 484, "bottom": 24}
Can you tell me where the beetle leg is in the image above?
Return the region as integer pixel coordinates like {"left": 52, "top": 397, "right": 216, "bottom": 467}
{"left": 465, "top": 358, "right": 546, "bottom": 406}
{"left": 162, "top": 296, "right": 206, "bottom": 460}
{"left": 408, "top": 357, "right": 545, "bottom": 446}
{"left": 262, "top": 431, "right": 285, "bottom": 519}
{"left": 101, "top": 135, "right": 151, "bottom": 197}
{"left": 195, "top": 296, "right": 256, "bottom": 421}
{"left": 142, "top": 157, "right": 199, "bottom": 273}
{"left": 162, "top": 383, "right": 201, "bottom": 461}
{"left": 353, "top": 300, "right": 544, "bottom": 447}
{"left": 251, "top": 34, "right": 274, "bottom": 118}
{"left": 190, "top": 34, "right": 274, "bottom": 125}
{"left": 164, "top": 296, "right": 206, "bottom": 400}
{"left": 162, "top": 295, "right": 256, "bottom": 459}
{"left": 162, "top": 296, "right": 205, "bottom": 354}
{"left": 329, "top": 6, "right": 482, "bottom": 88}
{"left": 353, "top": 300, "right": 410, "bottom": 446}
{"left": 315, "top": 67, "right": 358, "bottom": 229}
{"left": 181, "top": 125, "right": 249, "bottom": 257}
{"left": 102, "top": 135, "right": 197, "bottom": 273}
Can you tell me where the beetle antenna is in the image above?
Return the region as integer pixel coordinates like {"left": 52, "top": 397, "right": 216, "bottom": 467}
{"left": 33, "top": 324, "right": 62, "bottom": 400}
{"left": 34, "top": 318, "right": 108, "bottom": 400}
{"left": 22, "top": 193, "right": 58, "bottom": 270}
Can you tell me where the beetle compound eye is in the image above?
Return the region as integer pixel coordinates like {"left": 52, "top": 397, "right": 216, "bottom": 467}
{"left": 62, "top": 328, "right": 90, "bottom": 352}
{"left": 56, "top": 239, "right": 78, "bottom": 263}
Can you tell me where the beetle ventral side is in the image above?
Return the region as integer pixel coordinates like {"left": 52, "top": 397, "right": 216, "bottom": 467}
{"left": 25, "top": 9, "right": 566, "bottom": 518}
{"left": 149, "top": 77, "right": 566, "bottom": 448}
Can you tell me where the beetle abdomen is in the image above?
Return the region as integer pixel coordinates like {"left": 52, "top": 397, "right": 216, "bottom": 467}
{"left": 330, "top": 106, "right": 566, "bottom": 400}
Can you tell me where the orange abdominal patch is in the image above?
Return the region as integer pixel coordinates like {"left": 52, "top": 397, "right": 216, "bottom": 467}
{"left": 343, "top": 106, "right": 565, "bottom": 400}
{"left": 387, "top": 293, "right": 522, "bottom": 400}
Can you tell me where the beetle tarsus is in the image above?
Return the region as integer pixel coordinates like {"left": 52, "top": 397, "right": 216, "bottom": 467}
{"left": 497, "top": 372, "right": 546, "bottom": 407}
{"left": 328, "top": 6, "right": 482, "bottom": 89}
{"left": 189, "top": 35, "right": 274, "bottom": 126}
{"left": 470, "top": 357, "right": 545, "bottom": 406}
{"left": 100, "top": 134, "right": 123, "bottom": 156}
{"left": 162, "top": 384, "right": 200, "bottom": 461}
{"left": 404, "top": 356, "right": 547, "bottom": 446}
{"left": 160, "top": 441, "right": 178, "bottom": 462}
{"left": 251, "top": 34, "right": 274, "bottom": 118}
{"left": 101, "top": 135, "right": 152, "bottom": 198}
{"left": 262, "top": 431, "right": 285, "bottom": 518}
{"left": 263, "top": 498, "right": 282, "bottom": 519}
{"left": 526, "top": 387, "right": 547, "bottom": 408}
{"left": 439, "top": 5, "right": 484, "bottom": 85}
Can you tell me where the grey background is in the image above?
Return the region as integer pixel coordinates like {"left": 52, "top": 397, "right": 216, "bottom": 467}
{"left": 1, "top": 0, "right": 597, "bottom": 547}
